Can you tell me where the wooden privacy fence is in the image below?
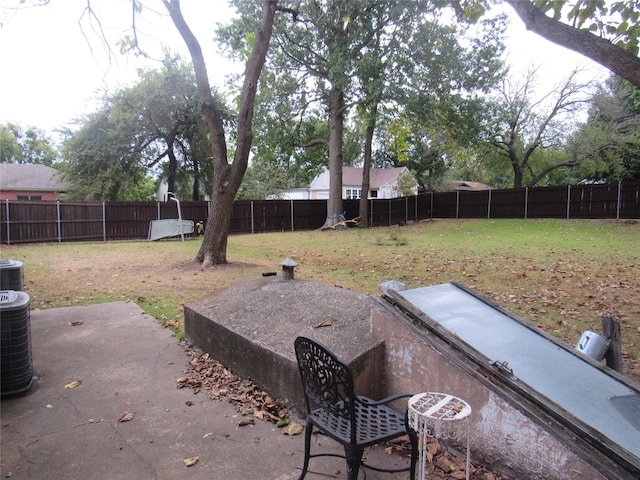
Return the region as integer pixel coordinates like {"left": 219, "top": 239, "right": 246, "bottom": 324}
{"left": 1, "top": 181, "right": 639, "bottom": 244}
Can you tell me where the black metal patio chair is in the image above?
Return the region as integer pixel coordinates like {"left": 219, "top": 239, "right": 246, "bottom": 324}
{"left": 294, "top": 336, "right": 418, "bottom": 480}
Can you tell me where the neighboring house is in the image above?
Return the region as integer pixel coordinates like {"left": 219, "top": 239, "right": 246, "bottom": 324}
{"left": 265, "top": 188, "right": 311, "bottom": 200}
{"left": 0, "top": 163, "right": 69, "bottom": 201}
{"left": 443, "top": 180, "right": 493, "bottom": 191}
{"left": 307, "top": 166, "right": 418, "bottom": 200}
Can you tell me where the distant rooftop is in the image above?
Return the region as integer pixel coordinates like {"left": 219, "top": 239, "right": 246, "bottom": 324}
{"left": 0, "top": 163, "right": 69, "bottom": 192}
{"left": 342, "top": 166, "right": 409, "bottom": 188}
{"left": 443, "top": 180, "right": 493, "bottom": 191}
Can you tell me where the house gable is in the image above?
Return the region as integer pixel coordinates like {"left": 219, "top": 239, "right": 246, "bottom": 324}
{"left": 0, "top": 163, "right": 69, "bottom": 201}
{"left": 308, "top": 166, "right": 417, "bottom": 200}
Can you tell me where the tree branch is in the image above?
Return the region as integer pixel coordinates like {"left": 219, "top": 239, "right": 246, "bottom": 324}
{"left": 162, "top": 0, "right": 228, "bottom": 169}
{"left": 504, "top": 0, "right": 640, "bottom": 87}
{"left": 527, "top": 159, "right": 579, "bottom": 187}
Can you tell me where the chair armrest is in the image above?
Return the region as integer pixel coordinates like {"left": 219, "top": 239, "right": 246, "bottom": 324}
{"left": 356, "top": 392, "right": 414, "bottom": 406}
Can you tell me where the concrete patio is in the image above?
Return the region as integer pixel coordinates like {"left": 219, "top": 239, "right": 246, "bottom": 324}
{"left": 0, "top": 301, "right": 413, "bottom": 480}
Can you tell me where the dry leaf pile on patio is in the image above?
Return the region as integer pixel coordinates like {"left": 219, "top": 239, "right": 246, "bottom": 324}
{"left": 176, "top": 345, "right": 508, "bottom": 479}
{"left": 176, "top": 345, "right": 289, "bottom": 424}
{"left": 388, "top": 437, "right": 508, "bottom": 480}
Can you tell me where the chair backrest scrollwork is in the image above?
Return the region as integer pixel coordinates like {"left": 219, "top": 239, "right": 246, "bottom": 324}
{"left": 294, "top": 336, "right": 356, "bottom": 420}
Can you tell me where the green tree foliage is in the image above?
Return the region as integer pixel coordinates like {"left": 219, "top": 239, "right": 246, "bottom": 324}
{"left": 235, "top": 66, "right": 329, "bottom": 199}
{"left": 378, "top": 12, "right": 505, "bottom": 191}
{"left": 60, "top": 54, "right": 213, "bottom": 201}
{"left": 394, "top": 170, "right": 418, "bottom": 197}
{"left": 382, "top": 117, "right": 449, "bottom": 190}
{"left": 220, "top": 0, "right": 364, "bottom": 219}
{"left": 568, "top": 76, "right": 640, "bottom": 181}
{"left": 221, "top": 1, "right": 504, "bottom": 212}
{"left": 0, "top": 123, "right": 58, "bottom": 165}
{"left": 481, "top": 67, "right": 596, "bottom": 188}
{"left": 60, "top": 105, "right": 152, "bottom": 201}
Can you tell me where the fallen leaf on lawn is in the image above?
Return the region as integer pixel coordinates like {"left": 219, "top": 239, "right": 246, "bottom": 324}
{"left": 137, "top": 296, "right": 147, "bottom": 302}
{"left": 64, "top": 380, "right": 82, "bottom": 389}
{"left": 282, "top": 422, "right": 304, "bottom": 436}
{"left": 315, "top": 320, "right": 332, "bottom": 328}
{"left": 118, "top": 411, "right": 135, "bottom": 422}
{"left": 183, "top": 456, "right": 199, "bottom": 467}
{"left": 276, "top": 418, "right": 290, "bottom": 428}
{"left": 238, "top": 418, "right": 255, "bottom": 427}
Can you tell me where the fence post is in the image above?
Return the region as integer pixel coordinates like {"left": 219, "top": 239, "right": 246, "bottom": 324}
{"left": 616, "top": 181, "right": 622, "bottom": 220}
{"left": 431, "top": 192, "right": 434, "bottom": 220}
{"left": 456, "top": 191, "right": 460, "bottom": 219}
{"left": 566, "top": 185, "right": 571, "bottom": 219}
{"left": 4, "top": 199, "right": 10, "bottom": 245}
{"left": 525, "top": 187, "right": 529, "bottom": 219}
{"left": 102, "top": 202, "right": 106, "bottom": 242}
{"left": 405, "top": 196, "right": 408, "bottom": 224}
{"left": 56, "top": 201, "right": 62, "bottom": 243}
{"left": 157, "top": 202, "right": 161, "bottom": 220}
{"left": 388, "top": 199, "right": 392, "bottom": 226}
{"left": 487, "top": 189, "right": 492, "bottom": 219}
{"left": 251, "top": 201, "right": 255, "bottom": 234}
{"left": 370, "top": 199, "right": 374, "bottom": 227}
{"left": 290, "top": 198, "right": 294, "bottom": 232}
{"left": 602, "top": 315, "right": 623, "bottom": 373}
{"left": 415, "top": 195, "right": 418, "bottom": 222}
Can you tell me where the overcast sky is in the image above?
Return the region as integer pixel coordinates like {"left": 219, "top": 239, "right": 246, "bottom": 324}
{"left": 0, "top": 1, "right": 608, "bottom": 134}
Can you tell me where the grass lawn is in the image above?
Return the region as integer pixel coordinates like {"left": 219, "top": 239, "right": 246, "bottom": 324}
{"left": 3, "top": 218, "right": 639, "bottom": 380}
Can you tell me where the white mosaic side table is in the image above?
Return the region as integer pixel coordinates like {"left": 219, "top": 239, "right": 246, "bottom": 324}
{"left": 408, "top": 392, "right": 472, "bottom": 480}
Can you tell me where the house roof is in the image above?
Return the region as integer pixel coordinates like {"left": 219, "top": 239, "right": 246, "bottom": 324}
{"left": 444, "top": 180, "right": 493, "bottom": 191}
{"left": 0, "top": 163, "right": 70, "bottom": 192}
{"left": 342, "top": 166, "right": 409, "bottom": 189}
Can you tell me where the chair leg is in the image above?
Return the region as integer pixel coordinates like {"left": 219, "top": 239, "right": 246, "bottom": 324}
{"left": 344, "top": 446, "right": 364, "bottom": 480}
{"left": 297, "top": 422, "right": 313, "bottom": 480}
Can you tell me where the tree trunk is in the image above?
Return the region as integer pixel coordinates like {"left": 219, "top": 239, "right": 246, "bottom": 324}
{"left": 192, "top": 158, "right": 200, "bottom": 201}
{"left": 164, "top": 0, "right": 276, "bottom": 266}
{"left": 511, "top": 150, "right": 524, "bottom": 189}
{"left": 359, "top": 104, "right": 377, "bottom": 228}
{"left": 326, "top": 86, "right": 344, "bottom": 225}
{"left": 505, "top": 0, "right": 640, "bottom": 87}
{"left": 167, "top": 145, "right": 177, "bottom": 195}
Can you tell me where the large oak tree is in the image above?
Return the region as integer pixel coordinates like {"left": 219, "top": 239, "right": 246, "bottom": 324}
{"left": 163, "top": 0, "right": 279, "bottom": 266}
{"left": 60, "top": 55, "right": 210, "bottom": 201}
{"left": 484, "top": 67, "right": 596, "bottom": 188}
